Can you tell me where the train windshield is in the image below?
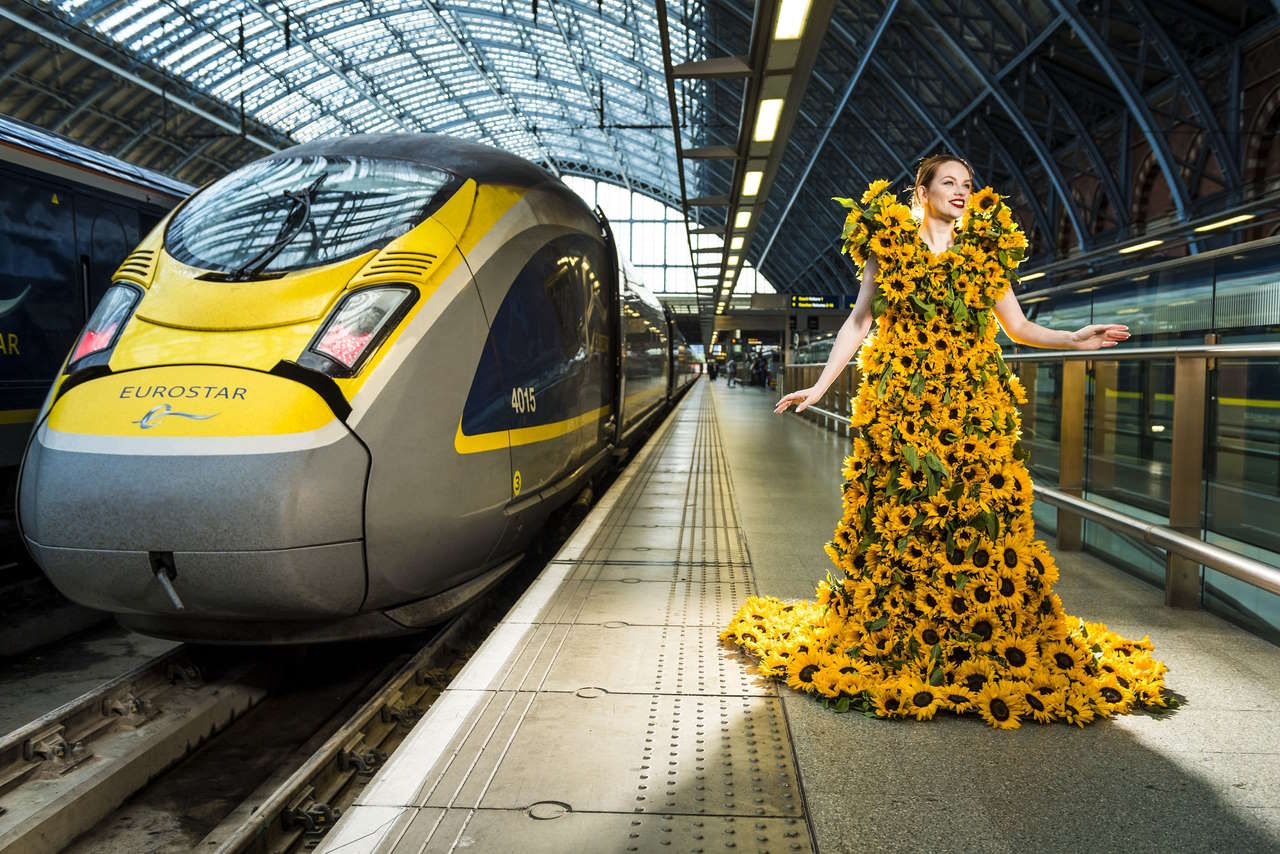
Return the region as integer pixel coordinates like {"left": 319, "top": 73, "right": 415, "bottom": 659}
{"left": 164, "top": 156, "right": 454, "bottom": 276}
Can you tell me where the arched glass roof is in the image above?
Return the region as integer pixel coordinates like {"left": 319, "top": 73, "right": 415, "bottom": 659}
{"left": 53, "top": 0, "right": 705, "bottom": 204}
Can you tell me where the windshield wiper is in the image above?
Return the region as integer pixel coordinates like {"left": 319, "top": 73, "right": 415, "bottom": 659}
{"left": 225, "top": 172, "right": 328, "bottom": 282}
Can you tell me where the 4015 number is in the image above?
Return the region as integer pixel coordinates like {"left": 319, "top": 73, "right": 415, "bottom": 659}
{"left": 511, "top": 386, "right": 537, "bottom": 413}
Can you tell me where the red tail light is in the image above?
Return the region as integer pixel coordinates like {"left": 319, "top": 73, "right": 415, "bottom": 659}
{"left": 298, "top": 286, "right": 417, "bottom": 377}
{"left": 68, "top": 285, "right": 140, "bottom": 372}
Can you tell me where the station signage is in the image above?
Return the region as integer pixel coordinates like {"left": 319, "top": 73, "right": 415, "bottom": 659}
{"left": 789, "top": 294, "right": 839, "bottom": 310}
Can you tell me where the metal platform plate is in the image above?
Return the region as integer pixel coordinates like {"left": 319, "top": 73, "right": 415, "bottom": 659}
{"left": 320, "top": 385, "right": 815, "bottom": 853}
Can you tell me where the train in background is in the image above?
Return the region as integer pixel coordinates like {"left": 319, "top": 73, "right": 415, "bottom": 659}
{"left": 17, "top": 132, "right": 698, "bottom": 643}
{"left": 0, "top": 115, "right": 190, "bottom": 520}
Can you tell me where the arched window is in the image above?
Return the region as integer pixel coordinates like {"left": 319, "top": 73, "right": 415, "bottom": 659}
{"left": 562, "top": 176, "right": 777, "bottom": 297}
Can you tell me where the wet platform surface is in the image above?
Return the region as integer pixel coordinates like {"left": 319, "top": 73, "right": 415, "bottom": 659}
{"left": 321, "top": 379, "right": 1280, "bottom": 853}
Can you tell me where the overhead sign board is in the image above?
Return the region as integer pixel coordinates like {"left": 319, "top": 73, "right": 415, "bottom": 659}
{"left": 789, "top": 294, "right": 840, "bottom": 310}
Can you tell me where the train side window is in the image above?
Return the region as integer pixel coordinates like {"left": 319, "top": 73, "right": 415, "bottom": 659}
{"left": 544, "top": 253, "right": 586, "bottom": 361}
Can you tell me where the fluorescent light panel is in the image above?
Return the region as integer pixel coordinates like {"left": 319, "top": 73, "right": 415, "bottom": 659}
{"left": 1194, "top": 213, "right": 1255, "bottom": 232}
{"left": 730, "top": 236, "right": 744, "bottom": 250}
{"left": 742, "top": 170, "right": 763, "bottom": 196}
{"left": 734, "top": 210, "right": 752, "bottom": 229}
{"left": 774, "top": 0, "right": 811, "bottom": 39}
{"left": 1119, "top": 239, "right": 1163, "bottom": 254}
{"left": 753, "top": 99, "right": 784, "bottom": 142}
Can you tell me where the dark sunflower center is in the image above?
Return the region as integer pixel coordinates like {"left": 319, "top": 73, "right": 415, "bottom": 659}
{"left": 1005, "top": 647, "right": 1027, "bottom": 667}
{"left": 1033, "top": 557, "right": 1045, "bottom": 572}
{"left": 924, "top": 594, "right": 938, "bottom": 608}
{"left": 974, "top": 586, "right": 991, "bottom": 604}
{"left": 854, "top": 555, "right": 866, "bottom": 569}
{"left": 951, "top": 596, "right": 969, "bottom": 615}
{"left": 989, "top": 698, "right": 1010, "bottom": 721}
{"left": 972, "top": 620, "right": 993, "bottom": 641}
{"left": 1101, "top": 687, "right": 1122, "bottom": 703}
{"left": 799, "top": 664, "right": 819, "bottom": 683}
{"left": 1025, "top": 693, "right": 1044, "bottom": 712}
{"left": 1003, "top": 548, "right": 1018, "bottom": 568}
{"left": 964, "top": 674, "right": 987, "bottom": 692}
{"left": 1000, "top": 578, "right": 1016, "bottom": 597}
{"left": 972, "top": 549, "right": 990, "bottom": 568}
{"left": 839, "top": 666, "right": 857, "bottom": 674}
{"left": 1053, "top": 652, "right": 1075, "bottom": 669}
{"left": 949, "top": 647, "right": 972, "bottom": 665}
{"left": 742, "top": 632, "right": 757, "bottom": 642}
{"left": 912, "top": 691, "right": 935, "bottom": 707}
{"left": 947, "top": 551, "right": 965, "bottom": 566}
{"left": 922, "top": 629, "right": 940, "bottom": 645}
{"left": 990, "top": 473, "right": 1005, "bottom": 489}
{"left": 947, "top": 693, "right": 970, "bottom": 705}
{"left": 884, "top": 697, "right": 901, "bottom": 711}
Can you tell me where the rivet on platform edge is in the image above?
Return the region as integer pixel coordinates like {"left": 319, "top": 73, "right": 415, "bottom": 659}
{"left": 576, "top": 687, "right": 606, "bottom": 699}
{"left": 528, "top": 801, "right": 571, "bottom": 820}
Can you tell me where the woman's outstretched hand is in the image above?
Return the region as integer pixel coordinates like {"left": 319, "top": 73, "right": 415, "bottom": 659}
{"left": 1070, "top": 323, "right": 1130, "bottom": 350}
{"left": 775, "top": 387, "right": 818, "bottom": 414}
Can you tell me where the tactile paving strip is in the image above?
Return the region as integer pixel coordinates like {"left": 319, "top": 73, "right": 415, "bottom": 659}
{"left": 325, "top": 385, "right": 815, "bottom": 853}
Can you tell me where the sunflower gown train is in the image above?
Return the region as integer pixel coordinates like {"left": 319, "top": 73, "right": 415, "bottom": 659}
{"left": 720, "top": 180, "right": 1169, "bottom": 729}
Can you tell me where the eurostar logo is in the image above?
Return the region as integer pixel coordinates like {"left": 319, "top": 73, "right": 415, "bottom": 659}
{"left": 132, "top": 403, "right": 219, "bottom": 430}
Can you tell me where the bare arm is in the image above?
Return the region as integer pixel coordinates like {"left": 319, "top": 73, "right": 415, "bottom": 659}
{"left": 992, "top": 287, "right": 1130, "bottom": 350}
{"left": 775, "top": 255, "right": 877, "bottom": 414}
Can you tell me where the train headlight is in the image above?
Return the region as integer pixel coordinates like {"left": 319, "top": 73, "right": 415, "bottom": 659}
{"left": 67, "top": 284, "right": 141, "bottom": 373}
{"left": 298, "top": 285, "right": 418, "bottom": 377}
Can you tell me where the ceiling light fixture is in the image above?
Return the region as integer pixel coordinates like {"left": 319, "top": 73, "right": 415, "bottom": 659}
{"left": 753, "top": 99, "right": 784, "bottom": 142}
{"left": 1118, "top": 239, "right": 1163, "bottom": 254}
{"left": 730, "top": 236, "right": 744, "bottom": 250}
{"left": 742, "top": 170, "right": 763, "bottom": 196}
{"left": 734, "top": 210, "right": 752, "bottom": 229}
{"left": 1194, "top": 213, "right": 1255, "bottom": 232}
{"left": 774, "top": 0, "right": 812, "bottom": 40}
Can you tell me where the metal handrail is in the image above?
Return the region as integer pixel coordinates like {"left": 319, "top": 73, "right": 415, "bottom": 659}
{"left": 1001, "top": 341, "right": 1280, "bottom": 362}
{"left": 1035, "top": 486, "right": 1280, "bottom": 597}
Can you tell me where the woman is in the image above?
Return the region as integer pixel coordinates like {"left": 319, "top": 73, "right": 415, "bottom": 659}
{"left": 721, "top": 155, "right": 1169, "bottom": 728}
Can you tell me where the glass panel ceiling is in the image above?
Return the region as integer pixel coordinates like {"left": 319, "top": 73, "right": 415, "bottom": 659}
{"left": 54, "top": 0, "right": 706, "bottom": 207}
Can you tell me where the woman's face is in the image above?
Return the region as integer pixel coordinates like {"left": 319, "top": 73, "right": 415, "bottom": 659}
{"left": 917, "top": 161, "right": 973, "bottom": 223}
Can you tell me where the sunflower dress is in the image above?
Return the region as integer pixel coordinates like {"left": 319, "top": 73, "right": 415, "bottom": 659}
{"left": 720, "top": 180, "right": 1169, "bottom": 729}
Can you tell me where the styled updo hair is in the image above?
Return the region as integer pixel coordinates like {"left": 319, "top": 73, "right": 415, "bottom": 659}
{"left": 907, "top": 153, "right": 975, "bottom": 224}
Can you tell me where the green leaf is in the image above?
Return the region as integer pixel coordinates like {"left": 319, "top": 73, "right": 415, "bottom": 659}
{"left": 835, "top": 695, "right": 851, "bottom": 713}
{"left": 866, "top": 615, "right": 888, "bottom": 632}
{"left": 946, "top": 482, "right": 965, "bottom": 501}
{"left": 953, "top": 299, "right": 970, "bottom": 324}
{"left": 909, "top": 373, "right": 925, "bottom": 396}
{"left": 833, "top": 196, "right": 856, "bottom": 207}
{"left": 929, "top": 665, "right": 945, "bottom": 686}
{"left": 895, "top": 535, "right": 910, "bottom": 554}
{"left": 903, "top": 444, "right": 920, "bottom": 471}
{"left": 872, "top": 293, "right": 887, "bottom": 318}
{"left": 925, "top": 467, "right": 939, "bottom": 496}
{"left": 965, "top": 538, "right": 980, "bottom": 560}
{"left": 930, "top": 643, "right": 942, "bottom": 662}
{"left": 907, "top": 637, "right": 920, "bottom": 658}
{"left": 876, "top": 364, "right": 893, "bottom": 398}
{"left": 955, "top": 571, "right": 969, "bottom": 591}
{"left": 924, "top": 451, "right": 948, "bottom": 478}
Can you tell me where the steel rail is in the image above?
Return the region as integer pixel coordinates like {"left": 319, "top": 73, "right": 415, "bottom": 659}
{"left": 0, "top": 646, "right": 266, "bottom": 854}
{"left": 202, "top": 598, "right": 496, "bottom": 853}
{"left": 1034, "top": 485, "right": 1280, "bottom": 597}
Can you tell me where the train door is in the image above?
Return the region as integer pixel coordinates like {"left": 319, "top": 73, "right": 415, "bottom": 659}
{"left": 597, "top": 211, "right": 624, "bottom": 444}
{"left": 74, "top": 193, "right": 140, "bottom": 313}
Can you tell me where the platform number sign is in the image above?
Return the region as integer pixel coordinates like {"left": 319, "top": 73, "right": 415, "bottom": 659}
{"left": 511, "top": 386, "right": 536, "bottom": 414}
{"left": 512, "top": 470, "right": 522, "bottom": 496}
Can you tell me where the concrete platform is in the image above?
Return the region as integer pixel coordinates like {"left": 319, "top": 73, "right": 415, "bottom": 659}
{"left": 320, "top": 379, "right": 1280, "bottom": 853}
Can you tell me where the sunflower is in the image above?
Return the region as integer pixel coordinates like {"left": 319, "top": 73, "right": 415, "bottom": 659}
{"left": 940, "top": 592, "right": 969, "bottom": 621}
{"left": 1061, "top": 684, "right": 1100, "bottom": 728}
{"left": 811, "top": 663, "right": 844, "bottom": 698}
{"left": 870, "top": 681, "right": 906, "bottom": 718}
{"left": 912, "top": 620, "right": 946, "bottom": 649}
{"left": 996, "top": 636, "right": 1037, "bottom": 679}
{"left": 940, "top": 683, "right": 975, "bottom": 713}
{"left": 1020, "top": 680, "right": 1057, "bottom": 724}
{"left": 975, "top": 680, "right": 1025, "bottom": 730}
{"left": 992, "top": 568, "right": 1025, "bottom": 608}
{"left": 962, "top": 610, "right": 999, "bottom": 643}
{"left": 1095, "top": 673, "right": 1133, "bottom": 716}
{"left": 1041, "top": 639, "right": 1088, "bottom": 681}
{"left": 901, "top": 676, "right": 945, "bottom": 721}
{"left": 954, "top": 659, "right": 995, "bottom": 694}
{"left": 861, "top": 178, "right": 892, "bottom": 204}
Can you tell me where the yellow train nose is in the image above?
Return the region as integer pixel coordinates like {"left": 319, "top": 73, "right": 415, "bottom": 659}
{"left": 18, "top": 365, "right": 368, "bottom": 620}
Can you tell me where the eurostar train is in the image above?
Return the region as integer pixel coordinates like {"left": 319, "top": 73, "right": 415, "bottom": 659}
{"left": 17, "top": 134, "right": 698, "bottom": 643}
